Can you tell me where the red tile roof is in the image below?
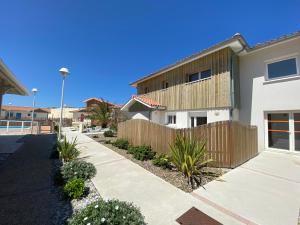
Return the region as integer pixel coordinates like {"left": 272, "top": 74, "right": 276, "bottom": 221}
{"left": 1, "top": 105, "right": 50, "bottom": 113}
{"left": 132, "top": 95, "right": 163, "bottom": 107}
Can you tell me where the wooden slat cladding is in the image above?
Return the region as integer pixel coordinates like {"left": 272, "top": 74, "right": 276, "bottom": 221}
{"left": 118, "top": 119, "right": 258, "bottom": 168}
{"left": 136, "top": 48, "right": 232, "bottom": 110}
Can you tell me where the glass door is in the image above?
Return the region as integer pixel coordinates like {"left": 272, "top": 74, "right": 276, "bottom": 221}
{"left": 294, "top": 113, "right": 300, "bottom": 151}
{"left": 268, "top": 113, "right": 290, "bottom": 150}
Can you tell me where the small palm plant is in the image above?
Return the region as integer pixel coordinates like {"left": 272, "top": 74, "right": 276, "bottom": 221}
{"left": 57, "top": 136, "right": 80, "bottom": 162}
{"left": 170, "top": 135, "right": 212, "bottom": 188}
{"left": 88, "top": 99, "right": 112, "bottom": 128}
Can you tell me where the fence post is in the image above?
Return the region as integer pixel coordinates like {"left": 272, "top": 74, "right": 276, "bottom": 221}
{"left": 6, "top": 120, "right": 9, "bottom": 133}
{"left": 21, "top": 121, "right": 24, "bottom": 132}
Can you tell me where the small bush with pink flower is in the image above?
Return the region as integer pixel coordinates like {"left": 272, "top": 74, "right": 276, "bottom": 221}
{"left": 67, "top": 199, "right": 145, "bottom": 225}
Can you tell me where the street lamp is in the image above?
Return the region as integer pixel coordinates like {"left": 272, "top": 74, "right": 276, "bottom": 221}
{"left": 58, "top": 67, "right": 70, "bottom": 139}
{"left": 31, "top": 88, "right": 38, "bottom": 133}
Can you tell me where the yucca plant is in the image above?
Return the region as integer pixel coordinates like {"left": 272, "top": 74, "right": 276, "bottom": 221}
{"left": 57, "top": 136, "right": 80, "bottom": 162}
{"left": 170, "top": 135, "right": 212, "bottom": 188}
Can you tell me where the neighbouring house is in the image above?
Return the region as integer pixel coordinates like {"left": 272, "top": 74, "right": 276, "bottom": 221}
{"left": 0, "top": 59, "right": 28, "bottom": 111}
{"left": 48, "top": 107, "right": 80, "bottom": 120}
{"left": 73, "top": 98, "right": 123, "bottom": 126}
{"left": 122, "top": 30, "right": 300, "bottom": 153}
{"left": 0, "top": 105, "right": 50, "bottom": 120}
{"left": 71, "top": 108, "right": 90, "bottom": 124}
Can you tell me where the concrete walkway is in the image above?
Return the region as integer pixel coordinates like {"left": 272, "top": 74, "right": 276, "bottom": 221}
{"left": 66, "top": 130, "right": 300, "bottom": 225}
{"left": 193, "top": 151, "right": 300, "bottom": 225}
{"left": 65, "top": 130, "right": 243, "bottom": 225}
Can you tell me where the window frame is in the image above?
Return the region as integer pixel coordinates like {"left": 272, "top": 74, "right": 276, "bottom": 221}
{"left": 161, "top": 80, "right": 169, "bottom": 90}
{"left": 186, "top": 69, "right": 212, "bottom": 84}
{"left": 265, "top": 54, "right": 299, "bottom": 81}
{"left": 167, "top": 115, "right": 176, "bottom": 124}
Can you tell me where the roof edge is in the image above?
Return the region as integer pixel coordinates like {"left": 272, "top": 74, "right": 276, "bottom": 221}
{"left": 130, "top": 34, "right": 248, "bottom": 87}
{"left": 0, "top": 59, "right": 29, "bottom": 96}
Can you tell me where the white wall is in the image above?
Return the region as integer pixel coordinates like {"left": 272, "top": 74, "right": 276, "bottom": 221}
{"left": 239, "top": 37, "right": 300, "bottom": 151}
{"left": 0, "top": 110, "right": 48, "bottom": 120}
{"left": 207, "top": 109, "right": 230, "bottom": 123}
{"left": 49, "top": 107, "right": 79, "bottom": 119}
{"left": 127, "top": 111, "right": 150, "bottom": 120}
{"left": 151, "top": 110, "right": 165, "bottom": 124}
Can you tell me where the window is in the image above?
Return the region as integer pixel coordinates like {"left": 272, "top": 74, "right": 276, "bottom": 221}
{"left": 188, "top": 73, "right": 199, "bottom": 82}
{"left": 200, "top": 69, "right": 211, "bottom": 79}
{"left": 187, "top": 69, "right": 211, "bottom": 83}
{"left": 267, "top": 57, "right": 298, "bottom": 80}
{"left": 191, "top": 117, "right": 207, "bottom": 127}
{"left": 167, "top": 115, "right": 176, "bottom": 124}
{"left": 28, "top": 113, "right": 31, "bottom": 116}
{"left": 144, "top": 87, "right": 149, "bottom": 94}
{"left": 162, "top": 81, "right": 169, "bottom": 89}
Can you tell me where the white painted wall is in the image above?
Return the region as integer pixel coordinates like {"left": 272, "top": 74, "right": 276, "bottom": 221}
{"left": 0, "top": 110, "right": 48, "bottom": 119}
{"left": 128, "top": 111, "right": 150, "bottom": 120}
{"left": 48, "top": 107, "right": 79, "bottom": 119}
{"left": 239, "top": 37, "right": 300, "bottom": 151}
{"left": 175, "top": 111, "right": 189, "bottom": 128}
{"left": 151, "top": 110, "right": 165, "bottom": 124}
{"left": 207, "top": 109, "right": 230, "bottom": 123}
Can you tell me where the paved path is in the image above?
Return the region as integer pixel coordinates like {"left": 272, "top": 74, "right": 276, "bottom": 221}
{"left": 193, "top": 151, "right": 300, "bottom": 225}
{"left": 0, "top": 134, "right": 59, "bottom": 225}
{"left": 65, "top": 130, "right": 243, "bottom": 225}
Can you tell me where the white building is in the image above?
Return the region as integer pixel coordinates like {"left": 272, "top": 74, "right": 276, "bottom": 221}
{"left": 122, "top": 30, "right": 300, "bottom": 154}
{"left": 48, "top": 107, "right": 80, "bottom": 120}
{"left": 1, "top": 105, "right": 49, "bottom": 120}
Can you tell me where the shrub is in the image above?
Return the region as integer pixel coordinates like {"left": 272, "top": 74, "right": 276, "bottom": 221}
{"left": 170, "top": 135, "right": 212, "bottom": 188}
{"left": 61, "top": 160, "right": 96, "bottom": 181}
{"left": 127, "top": 145, "right": 137, "bottom": 154}
{"left": 67, "top": 199, "right": 146, "bottom": 225}
{"left": 104, "top": 140, "right": 111, "bottom": 144}
{"left": 130, "top": 145, "right": 155, "bottom": 161}
{"left": 152, "top": 154, "right": 172, "bottom": 169}
{"left": 103, "top": 130, "right": 114, "bottom": 137}
{"left": 54, "top": 124, "right": 59, "bottom": 133}
{"left": 63, "top": 178, "right": 85, "bottom": 200}
{"left": 112, "top": 139, "right": 129, "bottom": 150}
{"left": 57, "top": 137, "right": 80, "bottom": 162}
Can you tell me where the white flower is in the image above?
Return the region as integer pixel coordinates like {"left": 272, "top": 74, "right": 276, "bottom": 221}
{"left": 115, "top": 205, "right": 119, "bottom": 210}
{"left": 103, "top": 198, "right": 109, "bottom": 203}
{"left": 101, "top": 217, "right": 106, "bottom": 223}
{"left": 123, "top": 216, "right": 126, "bottom": 219}
{"left": 83, "top": 217, "right": 88, "bottom": 221}
{"left": 87, "top": 223, "right": 91, "bottom": 225}
{"left": 94, "top": 204, "right": 99, "bottom": 209}
{"left": 74, "top": 172, "right": 78, "bottom": 175}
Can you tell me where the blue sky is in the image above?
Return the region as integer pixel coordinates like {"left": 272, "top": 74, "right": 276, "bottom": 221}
{"left": 1, "top": 0, "right": 299, "bottom": 108}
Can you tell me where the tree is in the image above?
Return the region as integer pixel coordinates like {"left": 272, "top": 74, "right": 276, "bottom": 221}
{"left": 88, "top": 99, "right": 112, "bottom": 128}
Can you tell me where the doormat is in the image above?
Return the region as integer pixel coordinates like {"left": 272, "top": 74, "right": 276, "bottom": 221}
{"left": 176, "top": 207, "right": 222, "bottom": 225}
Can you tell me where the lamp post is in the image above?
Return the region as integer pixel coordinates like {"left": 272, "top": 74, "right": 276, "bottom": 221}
{"left": 58, "top": 67, "right": 70, "bottom": 139}
{"left": 31, "top": 88, "right": 38, "bottom": 133}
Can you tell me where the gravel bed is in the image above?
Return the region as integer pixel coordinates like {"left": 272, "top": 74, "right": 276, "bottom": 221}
{"left": 89, "top": 134, "right": 229, "bottom": 193}
{"left": 51, "top": 158, "right": 101, "bottom": 225}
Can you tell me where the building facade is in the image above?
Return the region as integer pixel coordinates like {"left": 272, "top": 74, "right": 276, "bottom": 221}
{"left": 122, "top": 30, "right": 300, "bottom": 153}
{"left": 0, "top": 105, "right": 49, "bottom": 120}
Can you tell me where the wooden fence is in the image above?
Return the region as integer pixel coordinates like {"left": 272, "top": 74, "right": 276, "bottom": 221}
{"left": 118, "top": 119, "right": 258, "bottom": 168}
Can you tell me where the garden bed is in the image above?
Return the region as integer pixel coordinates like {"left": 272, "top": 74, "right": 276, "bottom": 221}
{"left": 51, "top": 151, "right": 101, "bottom": 224}
{"left": 89, "top": 134, "right": 229, "bottom": 193}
